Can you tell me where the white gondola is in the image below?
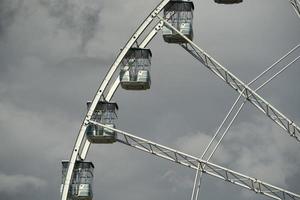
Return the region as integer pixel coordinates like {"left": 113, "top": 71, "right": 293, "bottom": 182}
{"left": 214, "top": 0, "right": 243, "bottom": 4}
{"left": 86, "top": 101, "right": 118, "bottom": 143}
{"left": 162, "top": 0, "right": 194, "bottom": 43}
{"left": 120, "top": 48, "right": 152, "bottom": 90}
{"left": 61, "top": 161, "right": 94, "bottom": 200}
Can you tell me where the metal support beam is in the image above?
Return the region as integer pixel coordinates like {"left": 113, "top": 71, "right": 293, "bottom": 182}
{"left": 89, "top": 121, "right": 300, "bottom": 200}
{"left": 79, "top": 21, "right": 164, "bottom": 160}
{"left": 290, "top": 0, "right": 300, "bottom": 18}
{"left": 156, "top": 15, "right": 300, "bottom": 143}
{"left": 180, "top": 42, "right": 300, "bottom": 142}
{"left": 191, "top": 44, "right": 300, "bottom": 200}
{"left": 60, "top": 1, "right": 170, "bottom": 199}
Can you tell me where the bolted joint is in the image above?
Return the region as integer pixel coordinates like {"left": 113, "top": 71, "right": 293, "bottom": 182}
{"left": 84, "top": 120, "right": 90, "bottom": 126}
{"left": 151, "top": 9, "right": 160, "bottom": 18}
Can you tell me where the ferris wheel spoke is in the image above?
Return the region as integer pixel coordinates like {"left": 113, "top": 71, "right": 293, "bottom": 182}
{"left": 197, "top": 49, "right": 300, "bottom": 172}
{"left": 180, "top": 43, "right": 300, "bottom": 143}
{"left": 290, "top": 0, "right": 300, "bottom": 18}
{"left": 180, "top": 35, "right": 300, "bottom": 200}
{"left": 159, "top": 12, "right": 300, "bottom": 199}
{"left": 62, "top": 1, "right": 299, "bottom": 200}
{"left": 155, "top": 15, "right": 300, "bottom": 143}
{"left": 89, "top": 120, "right": 300, "bottom": 200}
{"left": 193, "top": 51, "right": 300, "bottom": 198}
{"left": 194, "top": 51, "right": 300, "bottom": 168}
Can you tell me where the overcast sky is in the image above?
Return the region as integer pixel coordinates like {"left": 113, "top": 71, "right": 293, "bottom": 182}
{"left": 0, "top": 0, "right": 300, "bottom": 200}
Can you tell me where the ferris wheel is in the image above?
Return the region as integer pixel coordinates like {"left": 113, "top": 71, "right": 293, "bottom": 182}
{"left": 60, "top": 0, "right": 300, "bottom": 200}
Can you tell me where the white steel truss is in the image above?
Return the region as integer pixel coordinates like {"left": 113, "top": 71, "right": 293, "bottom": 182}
{"left": 89, "top": 121, "right": 300, "bottom": 200}
{"left": 290, "top": 0, "right": 300, "bottom": 18}
{"left": 61, "top": 2, "right": 300, "bottom": 200}
{"left": 156, "top": 15, "right": 300, "bottom": 143}
{"left": 79, "top": 21, "right": 164, "bottom": 160}
{"left": 180, "top": 43, "right": 300, "bottom": 142}
{"left": 60, "top": 0, "right": 170, "bottom": 199}
{"left": 191, "top": 44, "right": 300, "bottom": 200}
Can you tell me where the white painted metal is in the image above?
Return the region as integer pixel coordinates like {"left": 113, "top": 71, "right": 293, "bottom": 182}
{"left": 60, "top": 0, "right": 170, "bottom": 198}
{"left": 197, "top": 43, "right": 300, "bottom": 164}
{"left": 89, "top": 121, "right": 300, "bottom": 200}
{"left": 62, "top": 2, "right": 299, "bottom": 200}
{"left": 79, "top": 21, "right": 164, "bottom": 161}
{"left": 179, "top": 43, "right": 300, "bottom": 142}
{"left": 157, "top": 15, "right": 300, "bottom": 143}
{"left": 190, "top": 92, "right": 244, "bottom": 200}
{"left": 191, "top": 44, "right": 300, "bottom": 200}
{"left": 290, "top": 0, "right": 300, "bottom": 18}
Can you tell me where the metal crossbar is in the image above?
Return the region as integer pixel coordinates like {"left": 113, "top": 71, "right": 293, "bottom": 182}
{"left": 155, "top": 15, "right": 300, "bottom": 143}
{"left": 180, "top": 42, "right": 300, "bottom": 142}
{"left": 290, "top": 0, "right": 300, "bottom": 18}
{"left": 60, "top": 1, "right": 171, "bottom": 199}
{"left": 89, "top": 121, "right": 300, "bottom": 200}
{"left": 191, "top": 51, "right": 300, "bottom": 200}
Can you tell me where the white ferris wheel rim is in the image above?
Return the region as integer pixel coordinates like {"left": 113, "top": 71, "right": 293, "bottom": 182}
{"left": 61, "top": 1, "right": 300, "bottom": 200}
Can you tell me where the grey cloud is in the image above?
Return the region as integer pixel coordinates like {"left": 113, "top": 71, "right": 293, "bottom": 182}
{"left": 160, "top": 170, "right": 194, "bottom": 191}
{"left": 39, "top": 0, "right": 102, "bottom": 50}
{"left": 0, "top": 173, "right": 46, "bottom": 194}
{"left": 0, "top": 0, "right": 22, "bottom": 36}
{"left": 172, "top": 115, "right": 300, "bottom": 197}
{"left": 221, "top": 117, "right": 300, "bottom": 187}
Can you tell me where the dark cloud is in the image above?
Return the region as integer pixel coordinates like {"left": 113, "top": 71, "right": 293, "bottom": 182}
{"left": 39, "top": 0, "right": 102, "bottom": 50}
{"left": 0, "top": 0, "right": 22, "bottom": 36}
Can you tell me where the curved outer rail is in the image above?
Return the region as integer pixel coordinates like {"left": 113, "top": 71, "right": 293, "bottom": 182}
{"left": 79, "top": 21, "right": 164, "bottom": 160}
{"left": 60, "top": 1, "right": 170, "bottom": 199}
{"left": 90, "top": 121, "right": 300, "bottom": 200}
{"left": 156, "top": 15, "right": 300, "bottom": 143}
{"left": 62, "top": 2, "right": 300, "bottom": 199}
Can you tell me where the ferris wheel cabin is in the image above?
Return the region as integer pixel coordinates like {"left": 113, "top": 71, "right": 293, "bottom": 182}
{"left": 120, "top": 48, "right": 152, "bottom": 90}
{"left": 86, "top": 101, "right": 118, "bottom": 144}
{"left": 162, "top": 0, "right": 194, "bottom": 43}
{"left": 214, "top": 0, "right": 243, "bottom": 4}
{"left": 61, "top": 161, "right": 94, "bottom": 200}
